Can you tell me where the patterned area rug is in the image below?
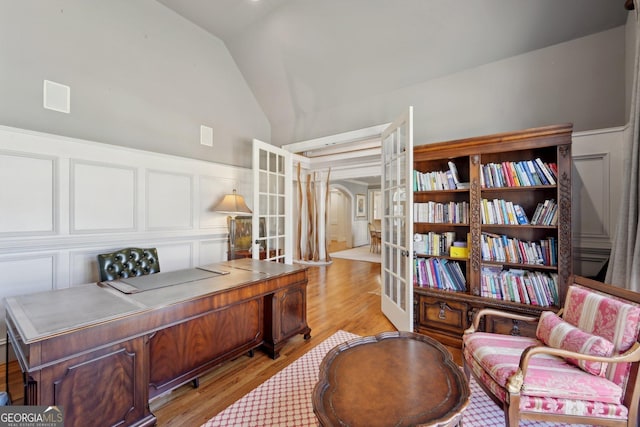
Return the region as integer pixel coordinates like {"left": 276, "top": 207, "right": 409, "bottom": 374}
{"left": 330, "top": 246, "right": 381, "bottom": 263}
{"left": 202, "top": 330, "right": 591, "bottom": 427}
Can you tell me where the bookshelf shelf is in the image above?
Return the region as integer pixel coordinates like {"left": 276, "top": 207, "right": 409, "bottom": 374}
{"left": 412, "top": 124, "right": 572, "bottom": 347}
{"left": 481, "top": 185, "right": 556, "bottom": 192}
{"left": 480, "top": 260, "right": 558, "bottom": 271}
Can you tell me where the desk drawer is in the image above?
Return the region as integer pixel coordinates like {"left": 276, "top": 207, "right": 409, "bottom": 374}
{"left": 416, "top": 295, "right": 468, "bottom": 335}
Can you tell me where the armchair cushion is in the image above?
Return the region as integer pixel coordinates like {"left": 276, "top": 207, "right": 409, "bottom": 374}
{"left": 536, "top": 311, "right": 614, "bottom": 376}
{"left": 464, "top": 341, "right": 628, "bottom": 419}
{"left": 563, "top": 284, "right": 640, "bottom": 387}
{"left": 463, "top": 332, "right": 624, "bottom": 405}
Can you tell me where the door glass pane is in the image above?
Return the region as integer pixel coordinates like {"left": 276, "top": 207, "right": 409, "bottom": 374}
{"left": 384, "top": 271, "right": 391, "bottom": 296}
{"left": 260, "top": 171, "right": 268, "bottom": 192}
{"left": 269, "top": 172, "right": 277, "bottom": 193}
{"left": 399, "top": 156, "right": 406, "bottom": 186}
{"left": 278, "top": 175, "right": 284, "bottom": 193}
{"left": 278, "top": 195, "right": 285, "bottom": 215}
{"left": 259, "top": 150, "right": 267, "bottom": 171}
{"left": 278, "top": 155, "right": 284, "bottom": 174}
{"left": 269, "top": 152, "right": 277, "bottom": 172}
{"left": 269, "top": 217, "right": 277, "bottom": 236}
{"left": 260, "top": 195, "right": 268, "bottom": 215}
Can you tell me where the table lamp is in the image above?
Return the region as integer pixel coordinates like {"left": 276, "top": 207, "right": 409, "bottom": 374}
{"left": 212, "top": 189, "right": 253, "bottom": 259}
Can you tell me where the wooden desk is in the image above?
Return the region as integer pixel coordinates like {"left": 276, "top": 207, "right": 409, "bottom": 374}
{"left": 313, "top": 331, "right": 469, "bottom": 427}
{"left": 6, "top": 259, "right": 310, "bottom": 427}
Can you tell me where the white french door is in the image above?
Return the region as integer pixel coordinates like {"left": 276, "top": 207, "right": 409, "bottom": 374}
{"left": 381, "top": 107, "right": 414, "bottom": 331}
{"left": 252, "top": 139, "right": 293, "bottom": 264}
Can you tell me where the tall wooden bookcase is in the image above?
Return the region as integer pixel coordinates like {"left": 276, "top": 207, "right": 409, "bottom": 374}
{"left": 412, "top": 124, "right": 572, "bottom": 347}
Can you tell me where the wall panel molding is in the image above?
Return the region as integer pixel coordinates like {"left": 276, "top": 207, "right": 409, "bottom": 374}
{"left": 146, "top": 170, "right": 193, "bottom": 231}
{"left": 0, "top": 150, "right": 57, "bottom": 236}
{"left": 571, "top": 127, "right": 624, "bottom": 276}
{"left": 69, "top": 159, "right": 137, "bottom": 234}
{"left": 0, "top": 124, "right": 250, "bottom": 284}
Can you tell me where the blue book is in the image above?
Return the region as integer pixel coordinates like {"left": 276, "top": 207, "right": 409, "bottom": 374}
{"left": 514, "top": 204, "right": 529, "bottom": 225}
{"left": 531, "top": 160, "right": 550, "bottom": 185}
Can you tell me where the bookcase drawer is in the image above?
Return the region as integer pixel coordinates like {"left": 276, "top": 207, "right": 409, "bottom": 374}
{"left": 416, "top": 295, "right": 469, "bottom": 335}
{"left": 483, "top": 313, "right": 537, "bottom": 338}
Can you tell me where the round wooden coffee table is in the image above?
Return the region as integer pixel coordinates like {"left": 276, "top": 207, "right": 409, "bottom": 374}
{"left": 313, "top": 331, "right": 470, "bottom": 427}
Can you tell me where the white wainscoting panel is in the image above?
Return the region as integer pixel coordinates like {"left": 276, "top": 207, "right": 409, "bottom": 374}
{"left": 70, "top": 160, "right": 136, "bottom": 233}
{"left": 573, "top": 153, "right": 610, "bottom": 240}
{"left": 69, "top": 249, "right": 106, "bottom": 286}
{"left": 146, "top": 170, "right": 193, "bottom": 230}
{"left": 0, "top": 151, "right": 56, "bottom": 235}
{"left": 199, "top": 239, "right": 228, "bottom": 265}
{"left": 155, "top": 242, "right": 194, "bottom": 271}
{"left": 0, "top": 255, "right": 56, "bottom": 295}
{"left": 0, "top": 125, "right": 251, "bottom": 362}
{"left": 571, "top": 127, "right": 624, "bottom": 276}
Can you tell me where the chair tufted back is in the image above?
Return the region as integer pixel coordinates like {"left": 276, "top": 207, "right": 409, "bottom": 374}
{"left": 97, "top": 247, "right": 160, "bottom": 281}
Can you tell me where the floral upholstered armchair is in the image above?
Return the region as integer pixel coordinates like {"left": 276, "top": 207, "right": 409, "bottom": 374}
{"left": 463, "top": 275, "right": 640, "bottom": 427}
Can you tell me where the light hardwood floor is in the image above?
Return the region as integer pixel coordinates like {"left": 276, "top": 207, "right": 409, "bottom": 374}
{"left": 1, "top": 257, "right": 462, "bottom": 426}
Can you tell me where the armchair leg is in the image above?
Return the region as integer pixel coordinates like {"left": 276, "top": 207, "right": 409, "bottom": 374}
{"left": 192, "top": 378, "right": 199, "bottom": 388}
{"left": 506, "top": 394, "right": 521, "bottom": 427}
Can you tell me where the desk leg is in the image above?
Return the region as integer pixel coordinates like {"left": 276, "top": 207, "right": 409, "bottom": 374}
{"left": 263, "top": 284, "right": 311, "bottom": 359}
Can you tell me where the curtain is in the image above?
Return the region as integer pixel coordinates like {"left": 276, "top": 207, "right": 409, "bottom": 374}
{"left": 606, "top": 2, "right": 640, "bottom": 290}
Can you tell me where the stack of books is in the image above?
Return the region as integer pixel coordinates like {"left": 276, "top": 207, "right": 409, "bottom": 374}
{"left": 480, "top": 267, "right": 559, "bottom": 306}
{"left": 413, "top": 201, "right": 469, "bottom": 224}
{"left": 480, "top": 199, "right": 529, "bottom": 225}
{"left": 415, "top": 258, "right": 466, "bottom": 291}
{"left": 530, "top": 199, "right": 558, "bottom": 226}
{"left": 414, "top": 161, "right": 467, "bottom": 190}
{"left": 414, "top": 232, "right": 457, "bottom": 256}
{"left": 481, "top": 158, "right": 557, "bottom": 188}
{"left": 481, "top": 233, "right": 557, "bottom": 266}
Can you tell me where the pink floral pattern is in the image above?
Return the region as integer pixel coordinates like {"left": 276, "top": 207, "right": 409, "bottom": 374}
{"left": 463, "top": 332, "right": 627, "bottom": 418}
{"left": 463, "top": 282, "right": 640, "bottom": 421}
{"left": 536, "top": 311, "right": 614, "bottom": 376}
{"left": 563, "top": 284, "right": 640, "bottom": 388}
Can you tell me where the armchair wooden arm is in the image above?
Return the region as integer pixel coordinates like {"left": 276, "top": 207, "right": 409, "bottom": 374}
{"left": 464, "top": 308, "right": 540, "bottom": 334}
{"left": 506, "top": 342, "right": 640, "bottom": 393}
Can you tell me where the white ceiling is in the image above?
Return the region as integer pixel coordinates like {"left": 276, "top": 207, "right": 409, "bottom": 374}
{"left": 157, "top": 0, "right": 627, "bottom": 144}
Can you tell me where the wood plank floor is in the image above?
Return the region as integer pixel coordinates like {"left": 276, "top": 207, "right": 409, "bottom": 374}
{"left": 1, "top": 257, "right": 462, "bottom": 426}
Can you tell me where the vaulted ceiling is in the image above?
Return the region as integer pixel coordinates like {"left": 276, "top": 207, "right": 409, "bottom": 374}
{"left": 157, "top": 0, "right": 627, "bottom": 145}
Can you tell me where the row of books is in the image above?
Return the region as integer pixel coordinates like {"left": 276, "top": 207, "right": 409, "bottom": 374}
{"left": 414, "top": 231, "right": 458, "bottom": 256}
{"left": 481, "top": 198, "right": 529, "bottom": 225}
{"left": 415, "top": 258, "right": 467, "bottom": 291}
{"left": 480, "top": 267, "right": 559, "bottom": 307}
{"left": 481, "top": 233, "right": 557, "bottom": 266}
{"left": 530, "top": 199, "right": 558, "bottom": 226}
{"left": 413, "top": 201, "right": 469, "bottom": 224}
{"left": 413, "top": 161, "right": 462, "bottom": 191}
{"left": 480, "top": 158, "right": 557, "bottom": 188}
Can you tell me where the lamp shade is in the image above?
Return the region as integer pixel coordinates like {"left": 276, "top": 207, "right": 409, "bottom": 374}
{"left": 212, "top": 189, "right": 252, "bottom": 216}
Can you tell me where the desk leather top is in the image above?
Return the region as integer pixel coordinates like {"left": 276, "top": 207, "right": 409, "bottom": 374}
{"left": 5, "top": 259, "right": 306, "bottom": 344}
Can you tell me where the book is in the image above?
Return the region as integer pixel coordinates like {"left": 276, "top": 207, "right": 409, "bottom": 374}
{"left": 448, "top": 161, "right": 460, "bottom": 185}
{"left": 513, "top": 204, "right": 529, "bottom": 224}
{"left": 535, "top": 158, "right": 556, "bottom": 185}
